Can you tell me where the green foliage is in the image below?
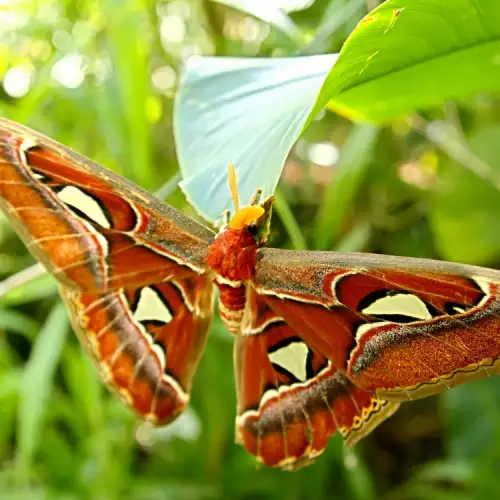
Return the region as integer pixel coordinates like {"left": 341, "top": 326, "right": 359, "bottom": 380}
{"left": 1, "top": 0, "right": 500, "bottom": 499}
{"left": 311, "top": 0, "right": 500, "bottom": 122}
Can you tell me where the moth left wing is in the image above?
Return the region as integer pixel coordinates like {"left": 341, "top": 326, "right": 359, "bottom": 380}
{"left": 62, "top": 273, "right": 213, "bottom": 424}
{"left": 255, "top": 248, "right": 500, "bottom": 402}
{"left": 234, "top": 289, "right": 398, "bottom": 470}
{"left": 0, "top": 119, "right": 215, "bottom": 292}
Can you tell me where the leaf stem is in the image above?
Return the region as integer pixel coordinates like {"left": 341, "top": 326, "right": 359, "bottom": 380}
{"left": 0, "top": 263, "right": 47, "bottom": 299}
{"left": 410, "top": 114, "right": 500, "bottom": 191}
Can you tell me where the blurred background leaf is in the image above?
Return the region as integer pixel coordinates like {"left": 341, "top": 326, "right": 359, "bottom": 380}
{"left": 212, "top": 0, "right": 304, "bottom": 43}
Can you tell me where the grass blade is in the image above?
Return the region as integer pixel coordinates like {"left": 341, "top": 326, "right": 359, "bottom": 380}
{"left": 15, "top": 302, "right": 69, "bottom": 483}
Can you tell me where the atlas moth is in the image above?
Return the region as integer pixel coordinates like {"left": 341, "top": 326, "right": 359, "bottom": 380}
{"left": 1, "top": 118, "right": 500, "bottom": 469}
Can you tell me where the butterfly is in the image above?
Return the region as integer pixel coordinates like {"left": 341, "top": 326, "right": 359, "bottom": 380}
{"left": 2, "top": 118, "right": 500, "bottom": 470}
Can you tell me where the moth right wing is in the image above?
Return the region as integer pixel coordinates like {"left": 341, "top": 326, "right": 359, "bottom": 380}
{"left": 255, "top": 248, "right": 500, "bottom": 402}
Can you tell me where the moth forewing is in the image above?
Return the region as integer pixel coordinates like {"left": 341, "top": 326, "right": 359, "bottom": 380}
{"left": 255, "top": 248, "right": 500, "bottom": 402}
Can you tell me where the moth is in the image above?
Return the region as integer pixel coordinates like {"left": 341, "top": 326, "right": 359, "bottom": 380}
{"left": 2, "top": 118, "right": 500, "bottom": 470}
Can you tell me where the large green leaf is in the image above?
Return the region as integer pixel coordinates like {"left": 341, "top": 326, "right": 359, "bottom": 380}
{"left": 307, "top": 0, "right": 500, "bottom": 123}
{"left": 302, "top": 0, "right": 366, "bottom": 55}
{"left": 175, "top": 54, "right": 337, "bottom": 221}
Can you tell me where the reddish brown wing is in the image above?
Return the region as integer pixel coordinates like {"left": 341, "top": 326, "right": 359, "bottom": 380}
{"left": 255, "top": 249, "right": 500, "bottom": 401}
{"left": 0, "top": 118, "right": 215, "bottom": 292}
{"left": 234, "top": 289, "right": 399, "bottom": 470}
{"left": 0, "top": 119, "right": 216, "bottom": 424}
{"left": 62, "top": 273, "right": 213, "bottom": 424}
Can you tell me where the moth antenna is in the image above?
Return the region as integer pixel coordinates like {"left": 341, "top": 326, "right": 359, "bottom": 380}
{"left": 249, "top": 188, "right": 262, "bottom": 207}
{"left": 228, "top": 161, "right": 240, "bottom": 212}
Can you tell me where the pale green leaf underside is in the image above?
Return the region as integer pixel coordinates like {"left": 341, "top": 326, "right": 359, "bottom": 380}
{"left": 174, "top": 55, "right": 337, "bottom": 221}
